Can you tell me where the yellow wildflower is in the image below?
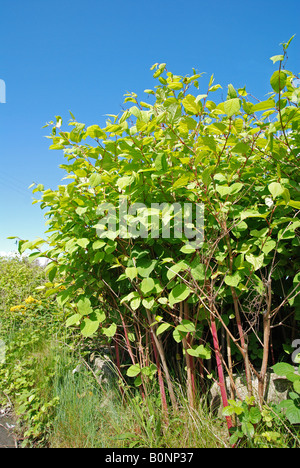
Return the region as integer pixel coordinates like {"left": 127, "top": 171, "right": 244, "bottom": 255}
{"left": 25, "top": 296, "right": 36, "bottom": 304}
{"left": 10, "top": 305, "right": 27, "bottom": 312}
{"left": 25, "top": 296, "right": 41, "bottom": 305}
{"left": 54, "top": 283, "right": 66, "bottom": 291}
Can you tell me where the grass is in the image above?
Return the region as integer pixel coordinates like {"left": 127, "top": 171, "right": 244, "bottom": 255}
{"left": 0, "top": 257, "right": 299, "bottom": 449}
{"left": 2, "top": 322, "right": 300, "bottom": 448}
{"left": 48, "top": 345, "right": 227, "bottom": 448}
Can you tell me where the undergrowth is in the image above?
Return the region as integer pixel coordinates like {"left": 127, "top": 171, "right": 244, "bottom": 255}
{"left": 0, "top": 257, "right": 299, "bottom": 448}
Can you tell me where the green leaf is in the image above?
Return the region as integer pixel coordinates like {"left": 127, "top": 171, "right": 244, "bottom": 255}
{"left": 131, "top": 296, "right": 141, "bottom": 310}
{"left": 261, "top": 240, "right": 276, "bottom": 255}
{"left": 117, "top": 176, "right": 134, "bottom": 190}
{"left": 172, "top": 174, "right": 190, "bottom": 189}
{"left": 155, "top": 153, "right": 168, "bottom": 172}
{"left": 76, "top": 207, "right": 88, "bottom": 216}
{"left": 279, "top": 399, "right": 300, "bottom": 424}
{"left": 137, "top": 259, "right": 157, "bottom": 278}
{"left": 80, "top": 316, "right": 100, "bottom": 337}
{"left": 281, "top": 35, "right": 296, "bottom": 51}
{"left": 134, "top": 375, "right": 142, "bottom": 387}
{"left": 201, "top": 166, "right": 215, "bottom": 185}
{"left": 66, "top": 313, "right": 81, "bottom": 327}
{"left": 156, "top": 323, "right": 172, "bottom": 336}
{"left": 268, "top": 182, "right": 284, "bottom": 199}
{"left": 270, "top": 55, "right": 284, "bottom": 64}
{"left": 245, "top": 253, "right": 264, "bottom": 271}
{"left": 56, "top": 289, "right": 73, "bottom": 307}
{"left": 231, "top": 142, "right": 249, "bottom": 154}
{"left": 216, "top": 185, "right": 231, "bottom": 197}
{"left": 169, "top": 284, "right": 192, "bottom": 306}
{"left": 229, "top": 430, "right": 242, "bottom": 445}
{"left": 77, "top": 238, "right": 90, "bottom": 249}
{"left": 227, "top": 83, "right": 237, "bottom": 99}
{"left": 229, "top": 182, "right": 244, "bottom": 194}
{"left": 140, "top": 277, "right": 155, "bottom": 295}
{"left": 48, "top": 266, "right": 57, "bottom": 283}
{"left": 176, "top": 319, "right": 196, "bottom": 334}
{"left": 168, "top": 81, "right": 183, "bottom": 90}
{"left": 293, "top": 380, "right": 300, "bottom": 394}
{"left": 141, "top": 364, "right": 157, "bottom": 377}
{"left": 187, "top": 344, "right": 211, "bottom": 359}
{"left": 173, "top": 328, "right": 185, "bottom": 343}
{"left": 223, "top": 98, "right": 241, "bottom": 117}
{"left": 190, "top": 260, "right": 206, "bottom": 281}
{"left": 142, "top": 297, "right": 155, "bottom": 310}
{"left": 86, "top": 125, "right": 106, "bottom": 139}
{"left": 209, "top": 84, "right": 222, "bottom": 92}
{"left": 167, "top": 261, "right": 188, "bottom": 281}
{"left": 93, "top": 240, "right": 106, "bottom": 250}
{"left": 252, "top": 99, "right": 275, "bottom": 112}
{"left": 125, "top": 267, "right": 138, "bottom": 280}
{"left": 102, "top": 322, "right": 117, "bottom": 337}
{"left": 216, "top": 182, "right": 243, "bottom": 197}
{"left": 180, "top": 244, "right": 196, "bottom": 254}
{"left": 182, "top": 94, "right": 201, "bottom": 115}
{"left": 222, "top": 406, "right": 235, "bottom": 416}
{"left": 89, "top": 173, "right": 102, "bottom": 187}
{"left": 77, "top": 297, "right": 93, "bottom": 316}
{"left": 288, "top": 200, "right": 300, "bottom": 209}
{"left": 249, "top": 407, "right": 262, "bottom": 424}
{"left": 241, "top": 421, "right": 255, "bottom": 437}
{"left": 241, "top": 209, "right": 264, "bottom": 221}
{"left": 273, "top": 362, "right": 296, "bottom": 377}
{"left": 250, "top": 228, "right": 268, "bottom": 238}
{"left": 270, "top": 71, "right": 287, "bottom": 93}
{"left": 172, "top": 320, "right": 195, "bottom": 343}
{"left": 127, "top": 364, "right": 141, "bottom": 378}
{"left": 91, "top": 307, "right": 104, "bottom": 322}
{"left": 121, "top": 291, "right": 139, "bottom": 304}
{"left": 225, "top": 271, "right": 242, "bottom": 287}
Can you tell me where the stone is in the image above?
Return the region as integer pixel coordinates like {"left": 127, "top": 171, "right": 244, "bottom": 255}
{"left": 90, "top": 352, "right": 114, "bottom": 385}
{"left": 209, "top": 371, "right": 293, "bottom": 418}
{"left": 0, "top": 411, "right": 17, "bottom": 448}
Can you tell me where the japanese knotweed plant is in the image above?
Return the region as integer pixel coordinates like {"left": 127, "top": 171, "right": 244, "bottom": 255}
{"left": 20, "top": 37, "right": 300, "bottom": 430}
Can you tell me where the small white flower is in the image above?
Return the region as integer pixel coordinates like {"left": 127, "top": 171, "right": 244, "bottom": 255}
{"left": 265, "top": 197, "right": 274, "bottom": 208}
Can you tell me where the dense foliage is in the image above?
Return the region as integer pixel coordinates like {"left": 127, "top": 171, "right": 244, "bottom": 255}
{"left": 0, "top": 258, "right": 226, "bottom": 448}
{"left": 10, "top": 38, "right": 300, "bottom": 445}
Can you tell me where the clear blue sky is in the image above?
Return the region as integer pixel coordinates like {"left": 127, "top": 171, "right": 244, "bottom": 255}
{"left": 0, "top": 0, "right": 299, "bottom": 253}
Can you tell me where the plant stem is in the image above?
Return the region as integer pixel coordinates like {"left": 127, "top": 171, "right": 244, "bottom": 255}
{"left": 258, "top": 277, "right": 272, "bottom": 405}
{"left": 150, "top": 332, "right": 169, "bottom": 417}
{"left": 181, "top": 301, "right": 196, "bottom": 409}
{"left": 210, "top": 312, "right": 233, "bottom": 433}
{"left": 146, "top": 309, "right": 178, "bottom": 411}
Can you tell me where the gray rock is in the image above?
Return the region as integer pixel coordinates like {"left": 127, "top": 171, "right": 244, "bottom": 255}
{"left": 209, "top": 371, "right": 293, "bottom": 417}
{"left": 92, "top": 354, "right": 114, "bottom": 385}
{"left": 0, "top": 412, "right": 17, "bottom": 448}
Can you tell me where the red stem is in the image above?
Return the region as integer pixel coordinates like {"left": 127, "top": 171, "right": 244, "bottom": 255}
{"left": 114, "top": 337, "right": 124, "bottom": 396}
{"left": 151, "top": 333, "right": 169, "bottom": 415}
{"left": 210, "top": 315, "right": 233, "bottom": 433}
